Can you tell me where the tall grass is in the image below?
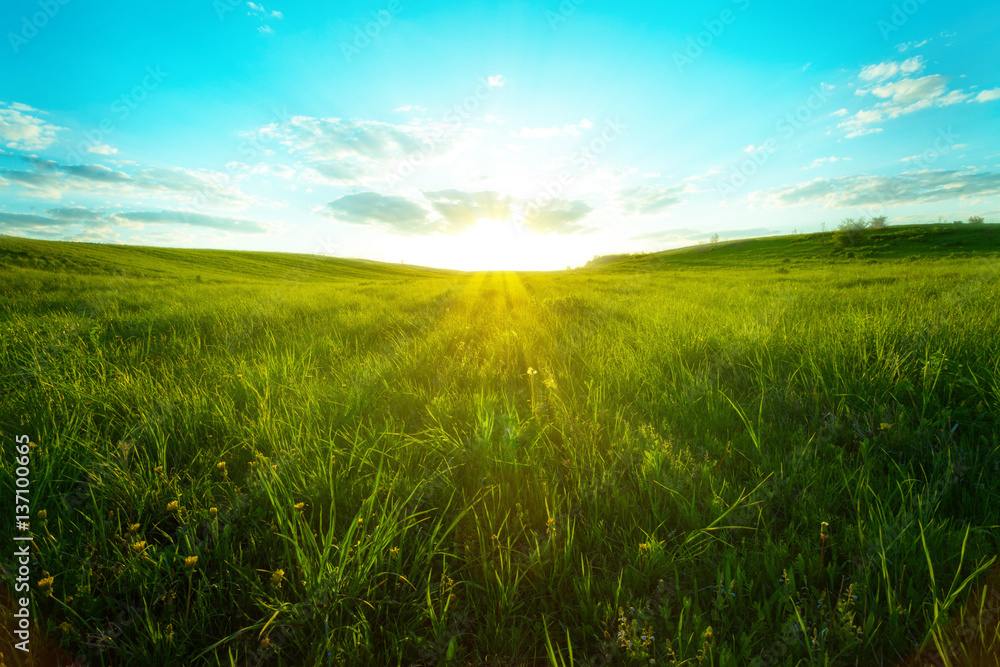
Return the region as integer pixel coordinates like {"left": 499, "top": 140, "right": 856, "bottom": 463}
{"left": 1, "top": 229, "right": 999, "bottom": 665}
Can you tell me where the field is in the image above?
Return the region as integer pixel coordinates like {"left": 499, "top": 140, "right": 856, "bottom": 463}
{"left": 2, "top": 224, "right": 1000, "bottom": 666}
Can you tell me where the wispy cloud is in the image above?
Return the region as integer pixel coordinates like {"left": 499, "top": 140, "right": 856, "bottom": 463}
{"left": 802, "top": 156, "right": 851, "bottom": 171}
{"left": 0, "top": 206, "right": 269, "bottom": 235}
{"left": 896, "top": 39, "right": 930, "bottom": 53}
{"left": 617, "top": 183, "right": 687, "bottom": 215}
{"left": 0, "top": 155, "right": 257, "bottom": 207}
{"left": 750, "top": 169, "right": 1000, "bottom": 208}
{"left": 256, "top": 116, "right": 483, "bottom": 185}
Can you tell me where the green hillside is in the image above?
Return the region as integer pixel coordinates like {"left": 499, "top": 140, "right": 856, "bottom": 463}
{"left": 1, "top": 226, "right": 998, "bottom": 666}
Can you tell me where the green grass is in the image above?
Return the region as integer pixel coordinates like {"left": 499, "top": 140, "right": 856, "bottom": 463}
{"left": 1, "top": 225, "right": 999, "bottom": 666}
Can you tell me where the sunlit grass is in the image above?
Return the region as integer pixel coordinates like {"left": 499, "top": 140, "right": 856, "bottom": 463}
{"left": 1, "top": 225, "right": 999, "bottom": 665}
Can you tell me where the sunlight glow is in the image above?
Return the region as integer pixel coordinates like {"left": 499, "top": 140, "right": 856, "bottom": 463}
{"left": 410, "top": 218, "right": 588, "bottom": 272}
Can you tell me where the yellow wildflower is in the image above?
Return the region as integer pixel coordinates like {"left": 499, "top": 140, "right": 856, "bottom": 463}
{"left": 166, "top": 501, "right": 179, "bottom": 512}
{"left": 184, "top": 556, "right": 198, "bottom": 569}
{"left": 271, "top": 569, "right": 284, "bottom": 586}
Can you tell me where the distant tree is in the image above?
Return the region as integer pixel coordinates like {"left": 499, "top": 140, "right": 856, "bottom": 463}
{"left": 837, "top": 217, "right": 870, "bottom": 246}
{"left": 969, "top": 215, "right": 985, "bottom": 225}
{"left": 869, "top": 215, "right": 888, "bottom": 229}
{"left": 953, "top": 219, "right": 965, "bottom": 226}
{"left": 710, "top": 233, "right": 720, "bottom": 244}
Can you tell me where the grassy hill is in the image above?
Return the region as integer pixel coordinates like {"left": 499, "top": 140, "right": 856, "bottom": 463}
{"left": 0, "top": 234, "right": 454, "bottom": 282}
{"left": 589, "top": 223, "right": 1000, "bottom": 269}
{"left": 1, "top": 226, "right": 999, "bottom": 666}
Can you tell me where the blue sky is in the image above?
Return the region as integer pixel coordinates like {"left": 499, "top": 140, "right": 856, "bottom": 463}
{"left": 2, "top": 0, "right": 999, "bottom": 269}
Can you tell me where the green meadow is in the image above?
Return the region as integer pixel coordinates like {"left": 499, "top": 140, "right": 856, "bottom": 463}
{"left": 2, "top": 224, "right": 999, "bottom": 666}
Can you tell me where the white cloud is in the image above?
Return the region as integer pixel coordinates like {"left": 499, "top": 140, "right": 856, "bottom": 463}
{"left": 87, "top": 143, "right": 118, "bottom": 155}
{"left": 258, "top": 25, "right": 274, "bottom": 34}
{"left": 0, "top": 102, "right": 64, "bottom": 151}
{"left": 393, "top": 104, "right": 427, "bottom": 113}
{"left": 487, "top": 75, "right": 506, "bottom": 89}
{"left": 839, "top": 58, "right": 999, "bottom": 138}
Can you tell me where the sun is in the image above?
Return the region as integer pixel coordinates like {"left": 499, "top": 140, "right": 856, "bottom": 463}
{"left": 417, "top": 218, "right": 587, "bottom": 271}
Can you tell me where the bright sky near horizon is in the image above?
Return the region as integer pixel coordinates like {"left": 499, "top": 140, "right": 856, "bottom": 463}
{"left": 1, "top": 0, "right": 999, "bottom": 270}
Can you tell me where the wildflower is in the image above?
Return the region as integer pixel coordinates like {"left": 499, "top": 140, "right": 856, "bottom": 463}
{"left": 880, "top": 422, "right": 892, "bottom": 430}
{"left": 154, "top": 466, "right": 163, "bottom": 474}
{"left": 132, "top": 541, "right": 147, "bottom": 552}
{"left": 704, "top": 627, "right": 713, "bottom": 640}
{"left": 216, "top": 461, "right": 226, "bottom": 472}
{"left": 210, "top": 507, "right": 218, "bottom": 517}
{"left": 37, "top": 509, "right": 47, "bottom": 520}
{"left": 271, "top": 569, "right": 285, "bottom": 586}
{"left": 261, "top": 637, "right": 271, "bottom": 648}
{"left": 184, "top": 556, "right": 198, "bottom": 569}
{"left": 389, "top": 546, "right": 399, "bottom": 559}
{"left": 167, "top": 501, "right": 179, "bottom": 512}
{"left": 129, "top": 523, "right": 141, "bottom": 534}
{"left": 527, "top": 367, "right": 537, "bottom": 376}
{"left": 59, "top": 622, "right": 73, "bottom": 633}
{"left": 294, "top": 502, "right": 305, "bottom": 511}
{"left": 38, "top": 576, "right": 54, "bottom": 591}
